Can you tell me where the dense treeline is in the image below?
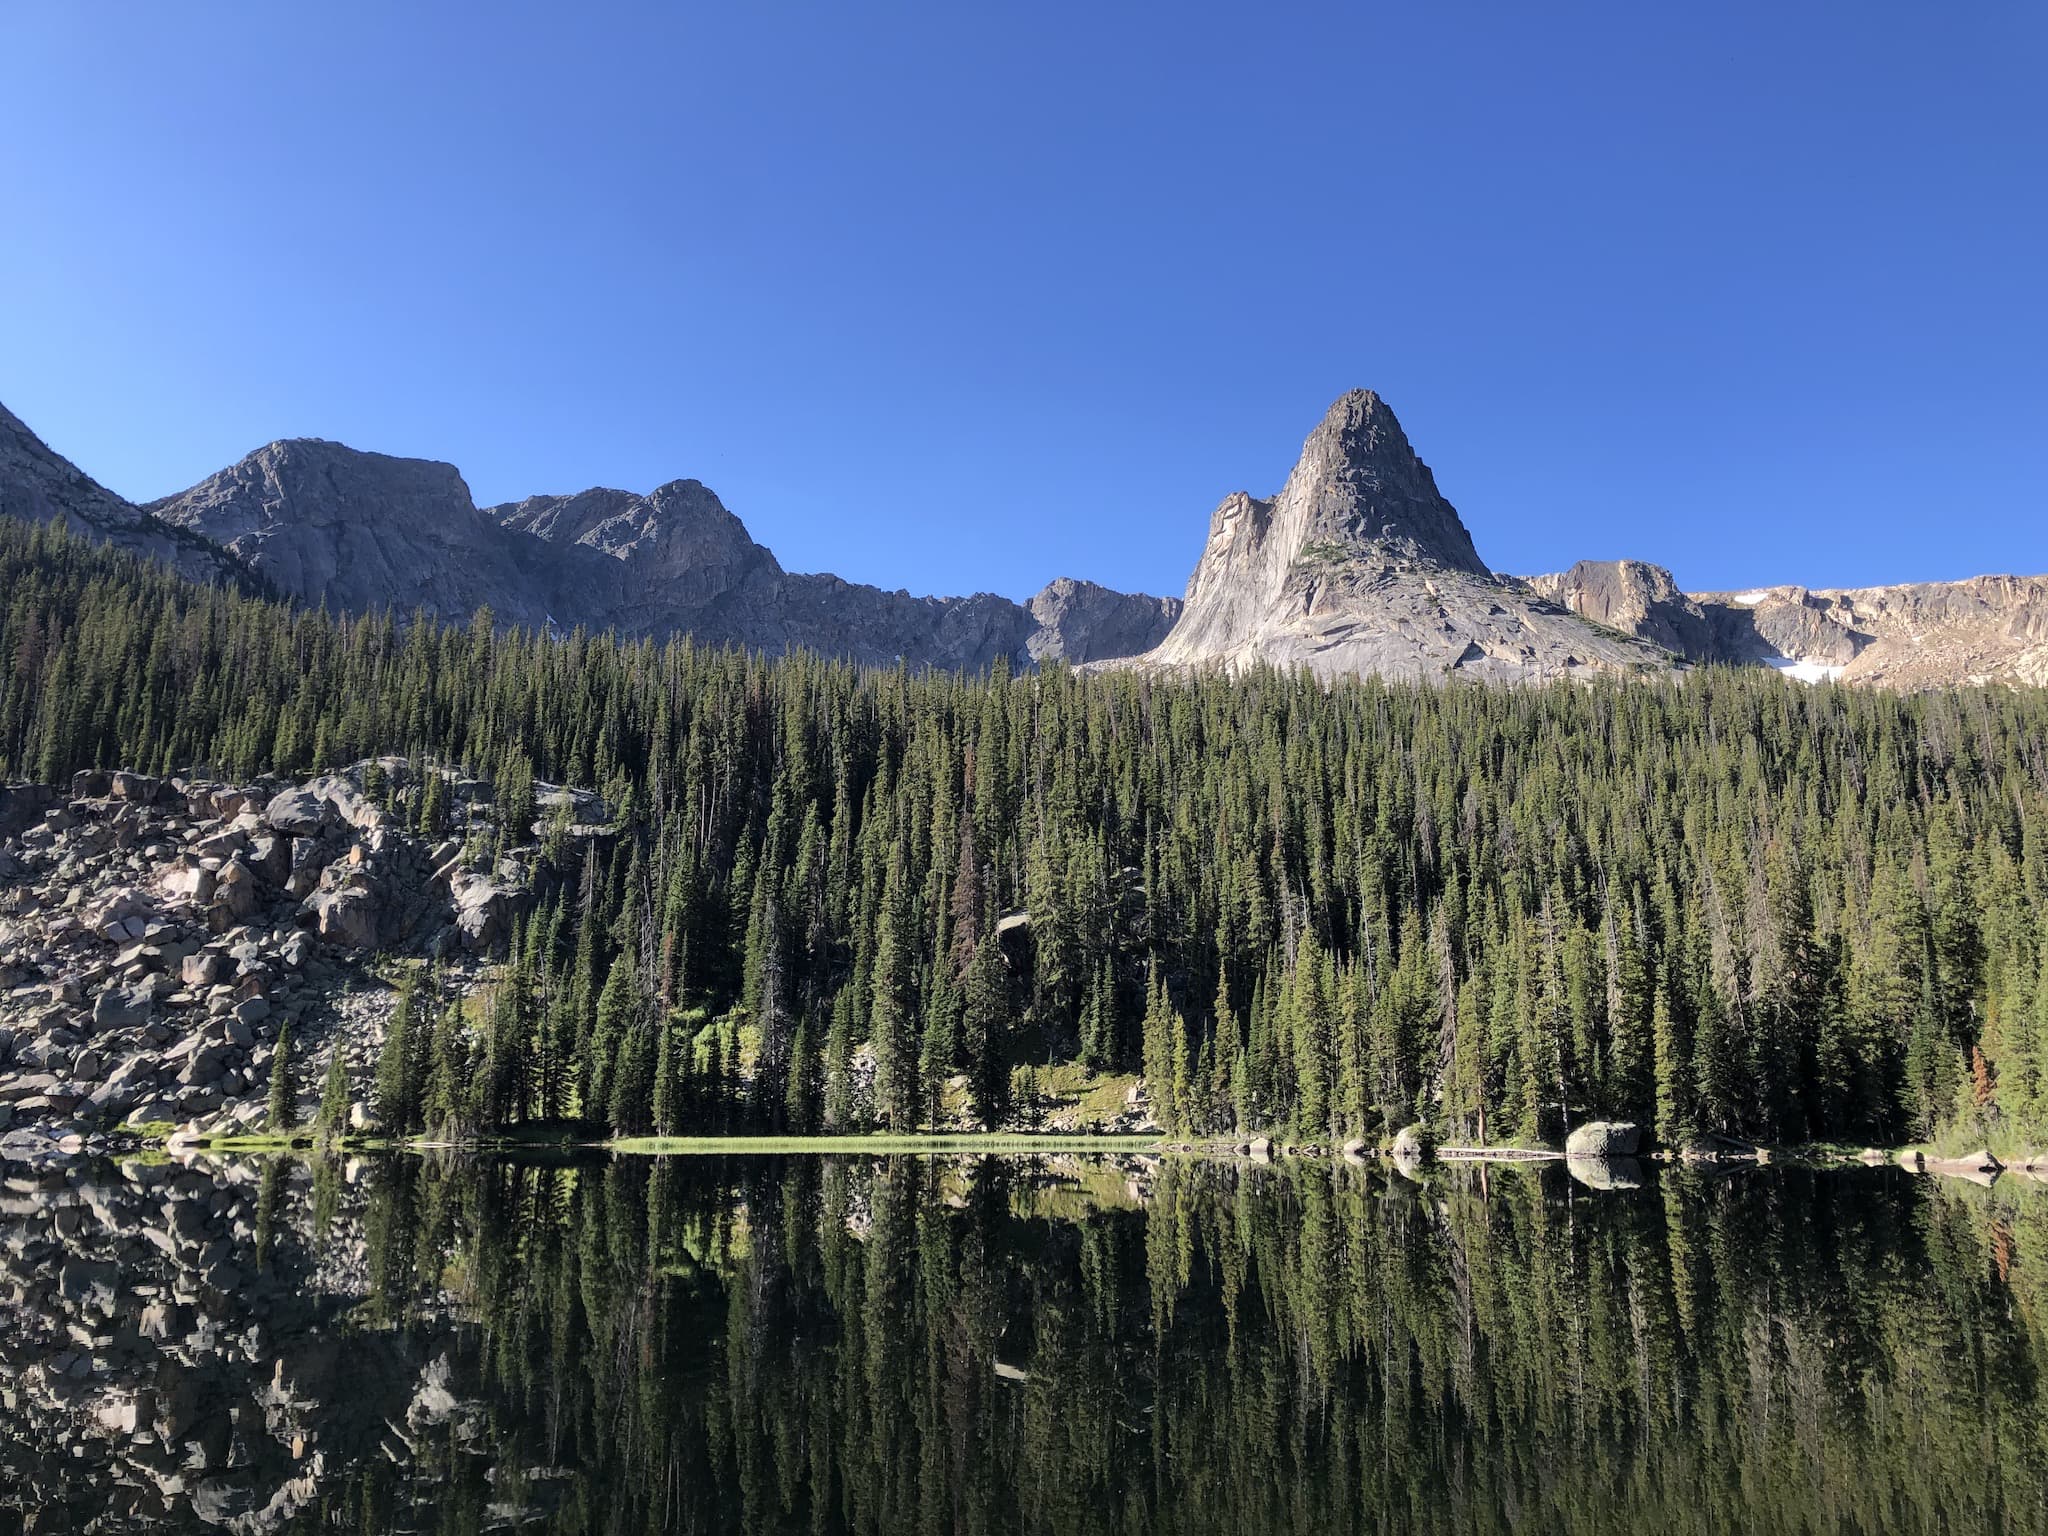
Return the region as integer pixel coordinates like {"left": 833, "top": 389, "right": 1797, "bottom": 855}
{"left": 6, "top": 516, "right": 2048, "bottom": 1147}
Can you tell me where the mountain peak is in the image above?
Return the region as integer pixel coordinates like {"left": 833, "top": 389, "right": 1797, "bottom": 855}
{"left": 1283, "top": 390, "right": 1486, "bottom": 576}
{"left": 1138, "top": 390, "right": 1665, "bottom": 682}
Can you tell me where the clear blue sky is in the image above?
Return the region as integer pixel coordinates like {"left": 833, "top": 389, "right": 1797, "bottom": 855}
{"left": 2, "top": 2, "right": 2042, "bottom": 601}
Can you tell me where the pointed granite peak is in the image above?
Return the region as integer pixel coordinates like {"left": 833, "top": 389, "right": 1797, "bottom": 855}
{"left": 1282, "top": 389, "right": 1486, "bottom": 576}
{"left": 1138, "top": 389, "right": 1665, "bottom": 683}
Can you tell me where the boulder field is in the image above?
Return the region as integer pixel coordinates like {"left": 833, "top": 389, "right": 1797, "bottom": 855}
{"left": 0, "top": 762, "right": 594, "bottom": 1155}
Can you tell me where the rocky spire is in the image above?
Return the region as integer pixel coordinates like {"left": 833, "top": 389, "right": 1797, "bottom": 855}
{"left": 1279, "top": 389, "right": 1487, "bottom": 576}
{"left": 1142, "top": 389, "right": 1668, "bottom": 682}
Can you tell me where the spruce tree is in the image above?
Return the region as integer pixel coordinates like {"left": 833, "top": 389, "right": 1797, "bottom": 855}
{"left": 266, "top": 1023, "right": 296, "bottom": 1134}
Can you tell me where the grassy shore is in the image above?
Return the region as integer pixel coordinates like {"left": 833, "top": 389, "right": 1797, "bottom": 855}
{"left": 141, "top": 1126, "right": 1170, "bottom": 1157}
{"left": 608, "top": 1133, "right": 1167, "bottom": 1155}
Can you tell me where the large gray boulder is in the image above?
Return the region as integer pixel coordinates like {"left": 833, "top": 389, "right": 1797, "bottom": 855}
{"left": 452, "top": 878, "right": 520, "bottom": 952}
{"left": 91, "top": 982, "right": 154, "bottom": 1031}
{"left": 264, "top": 787, "right": 329, "bottom": 836}
{"left": 304, "top": 884, "right": 380, "bottom": 950}
{"left": 1391, "top": 1123, "right": 1432, "bottom": 1161}
{"left": 1565, "top": 1121, "right": 1642, "bottom": 1158}
{"left": 301, "top": 774, "right": 377, "bottom": 830}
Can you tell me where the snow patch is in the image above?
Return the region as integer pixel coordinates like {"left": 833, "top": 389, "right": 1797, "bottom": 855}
{"left": 1767, "top": 655, "right": 1847, "bottom": 685}
{"left": 1731, "top": 590, "right": 1772, "bottom": 607}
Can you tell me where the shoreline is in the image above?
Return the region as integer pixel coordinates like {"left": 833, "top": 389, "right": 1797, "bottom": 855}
{"left": 10, "top": 1124, "right": 2039, "bottom": 1177}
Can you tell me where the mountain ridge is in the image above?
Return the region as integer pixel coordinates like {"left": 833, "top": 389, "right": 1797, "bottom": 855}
{"left": 4, "top": 391, "right": 2044, "bottom": 689}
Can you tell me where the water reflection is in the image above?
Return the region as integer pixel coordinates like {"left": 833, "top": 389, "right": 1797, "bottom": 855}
{"left": 3, "top": 1151, "right": 2045, "bottom": 1534}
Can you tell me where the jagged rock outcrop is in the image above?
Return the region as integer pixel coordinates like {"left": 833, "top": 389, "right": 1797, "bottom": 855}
{"left": 1528, "top": 563, "right": 2048, "bottom": 687}
{"left": 1693, "top": 576, "right": 2048, "bottom": 688}
{"left": 1026, "top": 578, "right": 1183, "bottom": 664}
{"left": 1522, "top": 560, "right": 1715, "bottom": 659}
{"left": 1138, "top": 391, "right": 1671, "bottom": 682}
{"left": 0, "top": 403, "right": 245, "bottom": 587}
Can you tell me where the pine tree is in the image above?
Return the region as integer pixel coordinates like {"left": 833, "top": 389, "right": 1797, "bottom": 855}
{"left": 266, "top": 1023, "right": 296, "bottom": 1134}
{"left": 373, "top": 971, "right": 421, "bottom": 1133}
{"left": 317, "top": 1041, "right": 351, "bottom": 1145}
{"left": 961, "top": 933, "right": 1011, "bottom": 1129}
{"left": 871, "top": 845, "right": 919, "bottom": 1131}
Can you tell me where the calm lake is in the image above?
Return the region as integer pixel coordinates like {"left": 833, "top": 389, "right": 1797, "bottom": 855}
{"left": 4, "top": 1151, "right": 2045, "bottom": 1534}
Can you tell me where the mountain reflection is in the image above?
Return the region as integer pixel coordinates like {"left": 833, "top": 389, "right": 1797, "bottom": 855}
{"left": 4, "top": 1152, "right": 2045, "bottom": 1534}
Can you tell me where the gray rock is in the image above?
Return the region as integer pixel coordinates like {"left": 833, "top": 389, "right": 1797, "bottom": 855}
{"left": 246, "top": 832, "right": 292, "bottom": 885}
{"left": 1391, "top": 1123, "right": 1431, "bottom": 1161}
{"left": 1025, "top": 578, "right": 1181, "bottom": 664}
{"left": 1564, "top": 1121, "right": 1642, "bottom": 1158}
{"left": 1567, "top": 1155, "right": 1646, "bottom": 1191}
{"left": 263, "top": 788, "right": 328, "bottom": 837}
{"left": 109, "top": 771, "right": 159, "bottom": 804}
{"left": 452, "top": 879, "right": 516, "bottom": 952}
{"left": 91, "top": 984, "right": 153, "bottom": 1031}
{"left": 303, "top": 885, "right": 380, "bottom": 949}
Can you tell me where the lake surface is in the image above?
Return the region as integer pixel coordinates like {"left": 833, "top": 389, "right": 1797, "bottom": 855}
{"left": 4, "top": 1151, "right": 2046, "bottom": 1535}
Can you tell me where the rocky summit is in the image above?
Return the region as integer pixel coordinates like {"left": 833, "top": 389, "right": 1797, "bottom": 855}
{"left": 1137, "top": 390, "right": 1671, "bottom": 682}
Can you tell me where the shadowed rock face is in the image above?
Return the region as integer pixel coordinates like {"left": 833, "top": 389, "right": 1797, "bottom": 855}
{"left": 1693, "top": 577, "right": 2048, "bottom": 688}
{"left": 149, "top": 439, "right": 545, "bottom": 625}
{"left": 1522, "top": 561, "right": 1716, "bottom": 659}
{"left": 1139, "top": 391, "right": 1671, "bottom": 683}
{"left": 0, "top": 404, "right": 245, "bottom": 589}
{"left": 1026, "top": 579, "right": 1183, "bottom": 665}
{"left": 134, "top": 431, "right": 1181, "bottom": 671}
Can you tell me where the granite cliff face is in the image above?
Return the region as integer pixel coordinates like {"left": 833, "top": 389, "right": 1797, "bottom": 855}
{"left": 147, "top": 439, "right": 547, "bottom": 625}
{"left": 1521, "top": 560, "right": 1719, "bottom": 660}
{"left": 1139, "top": 391, "right": 1670, "bottom": 682}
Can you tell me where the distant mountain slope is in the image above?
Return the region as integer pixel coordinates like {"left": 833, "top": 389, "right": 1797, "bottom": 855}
{"left": 137, "top": 435, "right": 1180, "bottom": 669}
{"left": 0, "top": 403, "right": 246, "bottom": 587}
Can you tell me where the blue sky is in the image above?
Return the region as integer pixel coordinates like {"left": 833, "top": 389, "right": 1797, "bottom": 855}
{"left": 2, "top": 3, "right": 2042, "bottom": 601}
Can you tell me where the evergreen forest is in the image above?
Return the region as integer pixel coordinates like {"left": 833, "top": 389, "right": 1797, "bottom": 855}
{"left": 6, "top": 517, "right": 2048, "bottom": 1150}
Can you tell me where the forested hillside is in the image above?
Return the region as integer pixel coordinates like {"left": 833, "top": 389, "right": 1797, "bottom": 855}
{"left": 4, "top": 517, "right": 2047, "bottom": 1148}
